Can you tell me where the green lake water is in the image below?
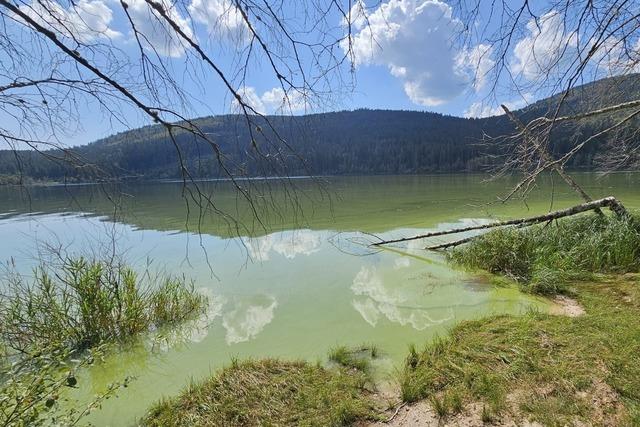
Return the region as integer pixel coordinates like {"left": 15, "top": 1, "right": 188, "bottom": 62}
{"left": 0, "top": 173, "right": 638, "bottom": 425}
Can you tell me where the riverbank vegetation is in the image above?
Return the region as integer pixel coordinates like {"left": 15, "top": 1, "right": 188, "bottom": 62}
{"left": 0, "top": 257, "right": 208, "bottom": 426}
{"left": 395, "top": 212, "right": 640, "bottom": 424}
{"left": 142, "top": 358, "right": 377, "bottom": 427}
{"left": 451, "top": 212, "right": 640, "bottom": 295}
{"left": 0, "top": 257, "right": 207, "bottom": 353}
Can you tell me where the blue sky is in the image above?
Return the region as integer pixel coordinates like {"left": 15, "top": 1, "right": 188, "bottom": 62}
{"left": 3, "top": 0, "right": 631, "bottom": 147}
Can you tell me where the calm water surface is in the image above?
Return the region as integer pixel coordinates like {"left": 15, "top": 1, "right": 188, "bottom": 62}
{"left": 1, "top": 173, "right": 638, "bottom": 425}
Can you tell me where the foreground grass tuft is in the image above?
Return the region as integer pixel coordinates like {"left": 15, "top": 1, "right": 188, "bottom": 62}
{"left": 328, "top": 344, "right": 379, "bottom": 372}
{"left": 142, "top": 359, "right": 377, "bottom": 427}
{"left": 451, "top": 213, "right": 640, "bottom": 294}
{"left": 399, "top": 275, "right": 640, "bottom": 425}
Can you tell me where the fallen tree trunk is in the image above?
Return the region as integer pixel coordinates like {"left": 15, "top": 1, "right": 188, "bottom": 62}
{"left": 372, "top": 196, "right": 629, "bottom": 248}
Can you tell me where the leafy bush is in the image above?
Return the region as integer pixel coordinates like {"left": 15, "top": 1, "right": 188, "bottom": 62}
{"left": 0, "top": 345, "right": 129, "bottom": 426}
{"left": 451, "top": 213, "right": 640, "bottom": 294}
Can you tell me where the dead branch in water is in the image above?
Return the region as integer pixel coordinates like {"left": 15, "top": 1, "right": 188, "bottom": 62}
{"left": 372, "top": 196, "right": 629, "bottom": 249}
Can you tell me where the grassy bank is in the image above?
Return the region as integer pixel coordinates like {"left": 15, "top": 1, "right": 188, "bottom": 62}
{"left": 139, "top": 275, "right": 640, "bottom": 426}
{"left": 143, "top": 358, "right": 378, "bottom": 426}
{"left": 397, "top": 213, "right": 640, "bottom": 424}
{"left": 399, "top": 274, "right": 640, "bottom": 425}
{"left": 451, "top": 212, "right": 640, "bottom": 294}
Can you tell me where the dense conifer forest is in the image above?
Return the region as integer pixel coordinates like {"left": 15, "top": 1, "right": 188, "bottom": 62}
{"left": 2, "top": 74, "right": 639, "bottom": 182}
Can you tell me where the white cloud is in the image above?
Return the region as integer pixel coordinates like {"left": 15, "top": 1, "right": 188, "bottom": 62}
{"left": 512, "top": 10, "right": 640, "bottom": 82}
{"left": 352, "top": 298, "right": 381, "bottom": 327}
{"left": 512, "top": 11, "right": 578, "bottom": 81}
{"left": 261, "top": 87, "right": 308, "bottom": 114}
{"left": 346, "top": 0, "right": 492, "bottom": 106}
{"left": 457, "top": 44, "right": 495, "bottom": 92}
{"left": 233, "top": 86, "right": 308, "bottom": 114}
{"left": 342, "top": 0, "right": 368, "bottom": 30}
{"left": 125, "top": 0, "right": 194, "bottom": 58}
{"left": 589, "top": 36, "right": 640, "bottom": 76}
{"left": 464, "top": 99, "right": 520, "bottom": 118}
{"left": 234, "top": 86, "right": 267, "bottom": 114}
{"left": 18, "top": 0, "right": 121, "bottom": 42}
{"left": 188, "top": 0, "right": 248, "bottom": 42}
{"left": 464, "top": 102, "right": 502, "bottom": 118}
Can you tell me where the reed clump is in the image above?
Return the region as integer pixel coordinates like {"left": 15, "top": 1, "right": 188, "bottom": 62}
{"left": 451, "top": 213, "right": 640, "bottom": 294}
{"left": 328, "top": 344, "right": 379, "bottom": 372}
{"left": 0, "top": 257, "right": 208, "bottom": 354}
{"left": 0, "top": 257, "right": 208, "bottom": 426}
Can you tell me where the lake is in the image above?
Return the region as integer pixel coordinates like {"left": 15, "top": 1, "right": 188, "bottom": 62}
{"left": 1, "top": 173, "right": 638, "bottom": 425}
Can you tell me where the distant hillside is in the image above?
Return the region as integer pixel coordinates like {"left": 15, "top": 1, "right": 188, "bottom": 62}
{"left": 1, "top": 74, "right": 639, "bottom": 182}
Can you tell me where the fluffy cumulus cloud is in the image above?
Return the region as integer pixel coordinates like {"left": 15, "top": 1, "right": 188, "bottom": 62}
{"left": 346, "top": 0, "right": 493, "bottom": 107}
{"left": 350, "top": 266, "right": 453, "bottom": 330}
{"left": 18, "top": 0, "right": 121, "bottom": 42}
{"left": 512, "top": 11, "right": 578, "bottom": 81}
{"left": 233, "top": 86, "right": 308, "bottom": 114}
{"left": 125, "top": 0, "right": 194, "bottom": 58}
{"left": 188, "top": 0, "right": 248, "bottom": 41}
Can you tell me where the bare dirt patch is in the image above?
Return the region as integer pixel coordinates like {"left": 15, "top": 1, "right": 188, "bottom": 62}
{"left": 549, "top": 295, "right": 585, "bottom": 317}
{"left": 364, "top": 399, "right": 544, "bottom": 427}
{"left": 366, "top": 380, "right": 626, "bottom": 427}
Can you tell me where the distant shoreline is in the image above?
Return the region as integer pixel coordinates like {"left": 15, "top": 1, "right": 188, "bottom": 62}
{"left": 2, "top": 169, "right": 637, "bottom": 188}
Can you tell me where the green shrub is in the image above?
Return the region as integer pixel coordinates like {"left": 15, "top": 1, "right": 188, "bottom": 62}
{"left": 0, "top": 257, "right": 208, "bottom": 426}
{"left": 0, "top": 345, "right": 129, "bottom": 426}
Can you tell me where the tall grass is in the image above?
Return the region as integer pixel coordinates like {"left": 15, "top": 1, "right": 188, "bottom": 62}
{"left": 0, "top": 257, "right": 208, "bottom": 426}
{"left": 451, "top": 213, "right": 640, "bottom": 294}
{"left": 0, "top": 257, "right": 208, "bottom": 354}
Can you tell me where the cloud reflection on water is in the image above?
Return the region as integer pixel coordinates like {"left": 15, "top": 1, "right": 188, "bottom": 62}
{"left": 351, "top": 266, "right": 453, "bottom": 330}
{"left": 222, "top": 295, "right": 278, "bottom": 344}
{"left": 243, "top": 229, "right": 321, "bottom": 261}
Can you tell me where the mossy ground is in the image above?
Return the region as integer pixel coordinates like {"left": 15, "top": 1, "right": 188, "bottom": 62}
{"left": 399, "top": 274, "right": 640, "bottom": 425}
{"left": 142, "top": 359, "right": 378, "bottom": 426}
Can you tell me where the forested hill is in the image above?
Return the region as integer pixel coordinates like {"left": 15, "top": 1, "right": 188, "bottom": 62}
{"left": 1, "top": 74, "right": 639, "bottom": 182}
